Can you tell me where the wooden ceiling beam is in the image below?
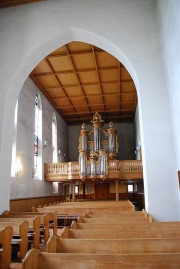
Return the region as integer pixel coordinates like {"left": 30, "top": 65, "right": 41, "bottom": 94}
{"left": 44, "top": 57, "right": 77, "bottom": 115}
{"left": 30, "top": 41, "right": 137, "bottom": 124}
{"left": 49, "top": 92, "right": 137, "bottom": 100}
{"left": 0, "top": 0, "right": 45, "bottom": 8}
{"left": 55, "top": 101, "right": 136, "bottom": 109}
{"left": 61, "top": 109, "right": 134, "bottom": 117}
{"left": 91, "top": 45, "right": 105, "bottom": 112}
{"left": 47, "top": 48, "right": 104, "bottom": 58}
{"left": 64, "top": 115, "right": 134, "bottom": 125}
{"left": 32, "top": 65, "right": 121, "bottom": 77}
{"left": 40, "top": 80, "right": 135, "bottom": 90}
{"left": 65, "top": 44, "right": 91, "bottom": 116}
{"left": 30, "top": 74, "right": 62, "bottom": 112}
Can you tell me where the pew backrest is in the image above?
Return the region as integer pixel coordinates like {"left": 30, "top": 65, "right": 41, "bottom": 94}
{"left": 22, "top": 249, "right": 180, "bottom": 269}
{"left": 0, "top": 226, "right": 13, "bottom": 269}
{"left": 61, "top": 226, "right": 180, "bottom": 239}
{"left": 54, "top": 237, "right": 180, "bottom": 254}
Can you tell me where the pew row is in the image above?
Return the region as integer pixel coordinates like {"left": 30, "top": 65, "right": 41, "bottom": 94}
{"left": 34, "top": 205, "right": 135, "bottom": 216}
{"left": 71, "top": 220, "right": 180, "bottom": 229}
{"left": 35, "top": 205, "right": 135, "bottom": 213}
{"left": 77, "top": 216, "right": 151, "bottom": 224}
{"left": 35, "top": 206, "right": 91, "bottom": 215}
{"left": 85, "top": 210, "right": 148, "bottom": 218}
{"left": 22, "top": 248, "right": 180, "bottom": 269}
{"left": 46, "top": 235, "right": 180, "bottom": 254}
{"left": 61, "top": 226, "right": 180, "bottom": 239}
{"left": 0, "top": 216, "right": 40, "bottom": 248}
{"left": 2, "top": 211, "right": 57, "bottom": 240}
{"left": 37, "top": 200, "right": 134, "bottom": 209}
{"left": 0, "top": 220, "right": 29, "bottom": 259}
{"left": 0, "top": 226, "right": 13, "bottom": 269}
{"left": 33, "top": 200, "right": 135, "bottom": 214}
{"left": 32, "top": 207, "right": 83, "bottom": 228}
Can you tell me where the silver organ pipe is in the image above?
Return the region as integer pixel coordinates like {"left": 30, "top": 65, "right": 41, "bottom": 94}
{"left": 79, "top": 113, "right": 118, "bottom": 180}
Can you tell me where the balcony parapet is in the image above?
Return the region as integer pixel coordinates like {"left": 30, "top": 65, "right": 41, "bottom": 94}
{"left": 44, "top": 160, "right": 143, "bottom": 183}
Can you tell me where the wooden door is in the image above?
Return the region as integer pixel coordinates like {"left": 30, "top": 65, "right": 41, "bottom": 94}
{"left": 95, "top": 183, "right": 109, "bottom": 200}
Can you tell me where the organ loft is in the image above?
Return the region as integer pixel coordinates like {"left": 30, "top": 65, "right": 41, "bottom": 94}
{"left": 45, "top": 112, "right": 143, "bottom": 202}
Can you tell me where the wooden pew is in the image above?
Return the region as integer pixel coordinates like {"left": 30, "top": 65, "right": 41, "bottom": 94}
{"left": 77, "top": 216, "right": 151, "bottom": 224}
{"left": 44, "top": 200, "right": 133, "bottom": 208}
{"left": 33, "top": 207, "right": 82, "bottom": 228}
{"left": 40, "top": 203, "right": 135, "bottom": 210}
{"left": 35, "top": 205, "right": 135, "bottom": 215}
{"left": 4, "top": 211, "right": 58, "bottom": 236}
{"left": 35, "top": 206, "right": 90, "bottom": 215}
{"left": 22, "top": 248, "right": 180, "bottom": 269}
{"left": 0, "top": 216, "right": 40, "bottom": 248}
{"left": 61, "top": 226, "right": 180, "bottom": 239}
{"left": 46, "top": 235, "right": 180, "bottom": 254}
{"left": 86, "top": 210, "right": 147, "bottom": 218}
{"left": 71, "top": 220, "right": 180, "bottom": 230}
{"left": 0, "top": 226, "right": 13, "bottom": 269}
{"left": 0, "top": 220, "right": 29, "bottom": 259}
{"left": 34, "top": 200, "right": 135, "bottom": 214}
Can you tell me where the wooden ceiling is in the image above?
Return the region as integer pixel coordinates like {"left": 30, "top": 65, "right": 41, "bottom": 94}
{"left": 31, "top": 41, "right": 137, "bottom": 125}
{"left": 0, "top": 0, "right": 45, "bottom": 8}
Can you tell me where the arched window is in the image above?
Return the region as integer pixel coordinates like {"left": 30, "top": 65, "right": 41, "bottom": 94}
{"left": 52, "top": 112, "right": 57, "bottom": 163}
{"left": 11, "top": 100, "right": 18, "bottom": 177}
{"left": 52, "top": 112, "right": 59, "bottom": 193}
{"left": 33, "top": 93, "right": 42, "bottom": 179}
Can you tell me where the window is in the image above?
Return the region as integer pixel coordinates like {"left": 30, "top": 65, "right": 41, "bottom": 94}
{"left": 52, "top": 113, "right": 58, "bottom": 192}
{"left": 11, "top": 100, "right": 18, "bottom": 177}
{"left": 52, "top": 112, "right": 57, "bottom": 163}
{"left": 75, "top": 185, "right": 79, "bottom": 195}
{"left": 127, "top": 184, "right": 133, "bottom": 193}
{"left": 33, "top": 93, "right": 42, "bottom": 179}
{"left": 53, "top": 182, "right": 59, "bottom": 193}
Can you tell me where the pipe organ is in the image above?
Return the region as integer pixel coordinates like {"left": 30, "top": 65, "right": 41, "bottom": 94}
{"left": 79, "top": 112, "right": 119, "bottom": 180}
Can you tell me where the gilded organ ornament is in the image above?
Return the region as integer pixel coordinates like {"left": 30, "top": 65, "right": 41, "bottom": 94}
{"left": 79, "top": 113, "right": 119, "bottom": 180}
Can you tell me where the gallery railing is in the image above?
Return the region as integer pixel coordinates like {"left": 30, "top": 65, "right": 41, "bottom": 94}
{"left": 44, "top": 160, "right": 143, "bottom": 182}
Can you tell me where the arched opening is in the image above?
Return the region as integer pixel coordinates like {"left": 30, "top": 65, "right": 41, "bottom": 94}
{"left": 0, "top": 0, "right": 179, "bottom": 221}
{"left": 2, "top": 28, "right": 142, "bottom": 212}
{"left": 25, "top": 40, "right": 143, "bottom": 207}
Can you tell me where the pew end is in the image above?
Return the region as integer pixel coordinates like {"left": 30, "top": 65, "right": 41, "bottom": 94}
{"left": 0, "top": 226, "right": 13, "bottom": 269}
{"left": 60, "top": 227, "right": 69, "bottom": 238}
{"left": 71, "top": 220, "right": 77, "bottom": 229}
{"left": 45, "top": 235, "right": 57, "bottom": 253}
{"left": 22, "top": 248, "right": 40, "bottom": 269}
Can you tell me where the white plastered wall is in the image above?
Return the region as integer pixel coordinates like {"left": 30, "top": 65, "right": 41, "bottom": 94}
{"left": 10, "top": 77, "right": 68, "bottom": 199}
{"left": 0, "top": 0, "right": 179, "bottom": 220}
{"left": 155, "top": 0, "right": 180, "bottom": 171}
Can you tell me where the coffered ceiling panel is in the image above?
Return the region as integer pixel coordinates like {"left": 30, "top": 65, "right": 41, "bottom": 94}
{"left": 36, "top": 75, "right": 59, "bottom": 88}
{"left": 48, "top": 56, "right": 73, "bottom": 72}
{"left": 30, "top": 41, "right": 137, "bottom": 125}
{"left": 83, "top": 85, "right": 101, "bottom": 96}
{"left": 65, "top": 86, "right": 82, "bottom": 97}
{"left": 45, "top": 88, "right": 65, "bottom": 98}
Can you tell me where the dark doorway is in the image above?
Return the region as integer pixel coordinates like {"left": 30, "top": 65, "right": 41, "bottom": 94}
{"left": 95, "top": 182, "right": 110, "bottom": 200}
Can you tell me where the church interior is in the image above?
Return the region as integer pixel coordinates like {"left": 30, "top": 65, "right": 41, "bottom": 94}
{"left": 0, "top": 0, "right": 180, "bottom": 268}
